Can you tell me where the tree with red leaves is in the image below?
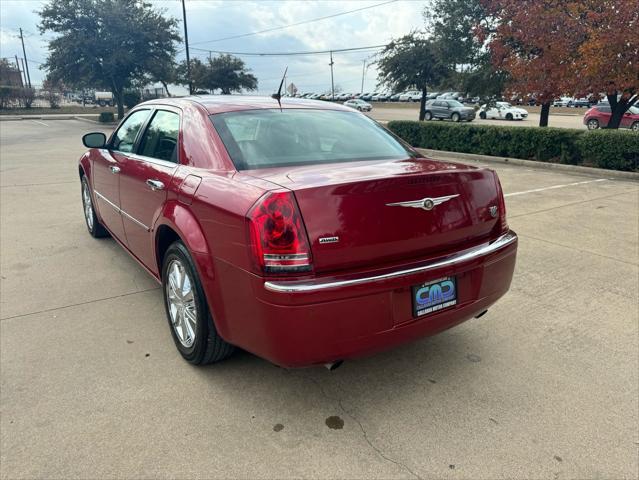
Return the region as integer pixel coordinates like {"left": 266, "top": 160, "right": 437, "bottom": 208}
{"left": 483, "top": 0, "right": 638, "bottom": 128}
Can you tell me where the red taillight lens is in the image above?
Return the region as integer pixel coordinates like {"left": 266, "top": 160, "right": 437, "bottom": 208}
{"left": 495, "top": 175, "right": 508, "bottom": 233}
{"left": 247, "top": 191, "right": 312, "bottom": 274}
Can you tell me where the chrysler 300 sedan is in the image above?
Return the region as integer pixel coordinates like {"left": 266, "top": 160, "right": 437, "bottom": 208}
{"left": 79, "top": 96, "right": 517, "bottom": 368}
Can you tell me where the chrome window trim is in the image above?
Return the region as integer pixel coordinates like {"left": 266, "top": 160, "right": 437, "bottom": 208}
{"left": 127, "top": 152, "right": 179, "bottom": 169}
{"left": 94, "top": 190, "right": 151, "bottom": 232}
{"left": 264, "top": 231, "right": 517, "bottom": 294}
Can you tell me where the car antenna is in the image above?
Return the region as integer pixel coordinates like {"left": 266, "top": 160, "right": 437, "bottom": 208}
{"left": 271, "top": 66, "right": 288, "bottom": 112}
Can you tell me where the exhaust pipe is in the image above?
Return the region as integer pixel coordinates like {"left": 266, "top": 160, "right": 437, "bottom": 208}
{"left": 474, "top": 309, "right": 488, "bottom": 319}
{"left": 324, "top": 360, "right": 343, "bottom": 371}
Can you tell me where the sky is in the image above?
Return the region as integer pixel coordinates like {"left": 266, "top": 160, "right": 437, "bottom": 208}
{"left": 0, "top": 0, "right": 426, "bottom": 95}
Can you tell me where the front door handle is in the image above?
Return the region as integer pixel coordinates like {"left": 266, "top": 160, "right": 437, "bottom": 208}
{"left": 146, "top": 179, "right": 165, "bottom": 191}
{"left": 109, "top": 165, "right": 120, "bottom": 174}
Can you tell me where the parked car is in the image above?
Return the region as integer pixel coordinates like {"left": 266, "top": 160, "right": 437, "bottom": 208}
{"left": 424, "top": 99, "right": 476, "bottom": 122}
{"left": 479, "top": 102, "right": 529, "bottom": 121}
{"left": 309, "top": 93, "right": 322, "bottom": 100}
{"left": 553, "top": 97, "right": 573, "bottom": 107}
{"left": 95, "top": 91, "right": 113, "bottom": 107}
{"left": 583, "top": 104, "right": 639, "bottom": 130}
{"left": 78, "top": 95, "right": 516, "bottom": 368}
{"left": 344, "top": 98, "right": 372, "bottom": 111}
{"left": 399, "top": 90, "right": 420, "bottom": 102}
{"left": 389, "top": 92, "right": 402, "bottom": 101}
{"left": 361, "top": 92, "right": 377, "bottom": 101}
{"left": 437, "top": 92, "right": 464, "bottom": 101}
{"left": 569, "top": 97, "right": 594, "bottom": 108}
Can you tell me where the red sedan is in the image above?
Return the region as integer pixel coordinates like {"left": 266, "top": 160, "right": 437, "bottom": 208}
{"left": 583, "top": 104, "right": 639, "bottom": 130}
{"left": 79, "top": 96, "right": 517, "bottom": 368}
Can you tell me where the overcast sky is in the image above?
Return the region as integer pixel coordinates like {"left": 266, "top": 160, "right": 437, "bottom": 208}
{"left": 0, "top": 0, "right": 426, "bottom": 95}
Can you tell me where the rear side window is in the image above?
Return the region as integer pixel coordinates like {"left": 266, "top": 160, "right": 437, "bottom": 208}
{"left": 210, "top": 109, "right": 415, "bottom": 170}
{"left": 138, "top": 110, "right": 180, "bottom": 163}
{"left": 111, "top": 109, "right": 150, "bottom": 152}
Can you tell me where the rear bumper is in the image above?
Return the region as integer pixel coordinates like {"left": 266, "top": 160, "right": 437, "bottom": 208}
{"left": 209, "top": 231, "right": 518, "bottom": 367}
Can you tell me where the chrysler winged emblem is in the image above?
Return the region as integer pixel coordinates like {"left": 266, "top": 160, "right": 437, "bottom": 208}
{"left": 386, "top": 194, "right": 459, "bottom": 211}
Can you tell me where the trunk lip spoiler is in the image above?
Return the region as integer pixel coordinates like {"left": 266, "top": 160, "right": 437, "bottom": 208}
{"left": 264, "top": 230, "right": 517, "bottom": 294}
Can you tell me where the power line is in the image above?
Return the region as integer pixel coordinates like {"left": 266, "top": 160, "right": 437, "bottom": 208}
{"left": 189, "top": 43, "right": 388, "bottom": 57}
{"left": 190, "top": 0, "right": 398, "bottom": 46}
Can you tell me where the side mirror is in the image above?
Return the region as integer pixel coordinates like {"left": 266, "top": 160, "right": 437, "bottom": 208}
{"left": 82, "top": 132, "right": 107, "bottom": 148}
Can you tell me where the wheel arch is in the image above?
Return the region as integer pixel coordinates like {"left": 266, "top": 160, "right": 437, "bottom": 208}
{"left": 154, "top": 202, "right": 210, "bottom": 278}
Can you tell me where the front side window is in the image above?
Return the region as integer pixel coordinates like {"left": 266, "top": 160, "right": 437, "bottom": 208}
{"left": 210, "top": 109, "right": 415, "bottom": 170}
{"left": 138, "top": 110, "right": 180, "bottom": 163}
{"left": 111, "top": 109, "right": 150, "bottom": 153}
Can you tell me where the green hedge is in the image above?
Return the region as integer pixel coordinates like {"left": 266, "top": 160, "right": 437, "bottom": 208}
{"left": 387, "top": 121, "right": 639, "bottom": 172}
{"left": 98, "top": 111, "right": 115, "bottom": 123}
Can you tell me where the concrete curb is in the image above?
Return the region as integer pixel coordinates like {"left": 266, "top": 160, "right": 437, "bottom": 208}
{"left": 418, "top": 148, "right": 639, "bottom": 181}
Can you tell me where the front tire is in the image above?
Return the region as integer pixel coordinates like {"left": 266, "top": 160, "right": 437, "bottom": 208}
{"left": 451, "top": 112, "right": 461, "bottom": 122}
{"left": 81, "top": 176, "right": 109, "bottom": 238}
{"left": 479, "top": 111, "right": 487, "bottom": 119}
{"left": 632, "top": 122, "right": 639, "bottom": 132}
{"left": 587, "top": 118, "right": 600, "bottom": 130}
{"left": 424, "top": 111, "right": 433, "bottom": 121}
{"left": 162, "top": 241, "right": 234, "bottom": 365}
{"left": 506, "top": 113, "right": 513, "bottom": 120}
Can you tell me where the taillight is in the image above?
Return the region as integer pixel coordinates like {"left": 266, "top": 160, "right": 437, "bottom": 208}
{"left": 494, "top": 174, "right": 509, "bottom": 233}
{"left": 246, "top": 191, "right": 312, "bottom": 274}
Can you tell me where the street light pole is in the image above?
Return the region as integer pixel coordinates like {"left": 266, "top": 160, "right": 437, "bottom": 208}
{"left": 181, "top": 0, "right": 192, "bottom": 95}
{"left": 360, "top": 60, "right": 366, "bottom": 94}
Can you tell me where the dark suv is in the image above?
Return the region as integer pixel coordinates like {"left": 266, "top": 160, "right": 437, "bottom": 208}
{"left": 424, "top": 100, "right": 476, "bottom": 122}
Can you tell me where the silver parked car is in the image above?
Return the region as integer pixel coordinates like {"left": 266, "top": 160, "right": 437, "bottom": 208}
{"left": 343, "top": 99, "right": 372, "bottom": 112}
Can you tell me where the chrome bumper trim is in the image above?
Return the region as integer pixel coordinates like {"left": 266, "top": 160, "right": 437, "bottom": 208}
{"left": 264, "top": 231, "right": 517, "bottom": 294}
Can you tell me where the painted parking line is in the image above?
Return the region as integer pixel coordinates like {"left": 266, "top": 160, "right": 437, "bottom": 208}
{"left": 504, "top": 179, "right": 608, "bottom": 197}
{"left": 30, "top": 120, "right": 49, "bottom": 127}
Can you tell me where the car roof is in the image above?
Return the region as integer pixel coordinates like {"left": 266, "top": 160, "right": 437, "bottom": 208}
{"left": 141, "top": 95, "right": 352, "bottom": 115}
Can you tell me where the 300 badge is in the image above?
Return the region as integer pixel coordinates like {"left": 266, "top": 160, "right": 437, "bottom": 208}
{"left": 411, "top": 277, "right": 457, "bottom": 317}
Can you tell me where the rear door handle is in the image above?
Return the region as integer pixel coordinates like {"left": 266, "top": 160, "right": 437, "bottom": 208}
{"left": 146, "top": 179, "right": 165, "bottom": 191}
{"left": 109, "top": 165, "right": 120, "bottom": 174}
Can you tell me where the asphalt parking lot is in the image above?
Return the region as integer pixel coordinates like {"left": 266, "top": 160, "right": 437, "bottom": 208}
{"left": 1, "top": 119, "right": 637, "bottom": 479}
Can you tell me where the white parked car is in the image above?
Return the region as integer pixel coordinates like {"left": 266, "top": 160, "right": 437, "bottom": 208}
{"left": 399, "top": 90, "right": 421, "bottom": 102}
{"left": 553, "top": 97, "right": 573, "bottom": 107}
{"left": 479, "top": 102, "right": 529, "bottom": 121}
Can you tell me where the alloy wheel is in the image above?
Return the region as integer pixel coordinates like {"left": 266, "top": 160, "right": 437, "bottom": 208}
{"left": 165, "top": 259, "right": 198, "bottom": 348}
{"left": 82, "top": 180, "right": 94, "bottom": 231}
{"left": 587, "top": 119, "right": 599, "bottom": 130}
{"left": 632, "top": 122, "right": 639, "bottom": 132}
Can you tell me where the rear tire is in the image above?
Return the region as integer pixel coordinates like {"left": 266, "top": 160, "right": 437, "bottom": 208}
{"left": 81, "top": 176, "right": 109, "bottom": 238}
{"left": 479, "top": 111, "right": 486, "bottom": 119}
{"left": 451, "top": 112, "right": 460, "bottom": 122}
{"left": 506, "top": 113, "right": 513, "bottom": 120}
{"left": 632, "top": 122, "right": 639, "bottom": 132}
{"left": 162, "top": 241, "right": 235, "bottom": 365}
{"left": 587, "top": 118, "right": 600, "bottom": 130}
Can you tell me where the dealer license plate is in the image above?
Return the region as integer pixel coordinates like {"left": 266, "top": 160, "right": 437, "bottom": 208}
{"left": 411, "top": 276, "right": 457, "bottom": 317}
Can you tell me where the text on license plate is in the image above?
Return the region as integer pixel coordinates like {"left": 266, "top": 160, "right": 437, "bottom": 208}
{"left": 411, "top": 276, "right": 457, "bottom": 317}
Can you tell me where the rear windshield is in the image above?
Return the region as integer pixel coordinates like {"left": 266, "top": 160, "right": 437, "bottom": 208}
{"left": 210, "top": 109, "right": 415, "bottom": 170}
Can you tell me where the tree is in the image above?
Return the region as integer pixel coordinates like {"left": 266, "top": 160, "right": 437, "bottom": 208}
{"left": 569, "top": 1, "right": 638, "bottom": 128}
{"left": 483, "top": 0, "right": 638, "bottom": 128}
{"left": 178, "top": 55, "right": 257, "bottom": 94}
{"left": 482, "top": 0, "right": 583, "bottom": 127}
{"left": 39, "top": 0, "right": 181, "bottom": 119}
{"left": 376, "top": 33, "right": 449, "bottom": 121}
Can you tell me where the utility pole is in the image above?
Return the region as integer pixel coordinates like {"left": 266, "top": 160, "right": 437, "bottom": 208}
{"left": 181, "top": 0, "right": 192, "bottom": 95}
{"left": 18, "top": 28, "right": 32, "bottom": 88}
{"left": 329, "top": 51, "right": 335, "bottom": 101}
{"left": 360, "top": 60, "right": 366, "bottom": 94}
{"left": 209, "top": 51, "right": 212, "bottom": 62}
{"left": 20, "top": 59, "right": 28, "bottom": 87}
{"left": 14, "top": 55, "right": 24, "bottom": 86}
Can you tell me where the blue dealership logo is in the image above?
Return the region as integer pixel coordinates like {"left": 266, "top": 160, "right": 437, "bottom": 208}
{"left": 415, "top": 280, "right": 456, "bottom": 307}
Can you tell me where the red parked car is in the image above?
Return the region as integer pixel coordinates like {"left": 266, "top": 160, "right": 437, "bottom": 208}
{"left": 583, "top": 104, "right": 639, "bottom": 130}
{"left": 79, "top": 96, "right": 517, "bottom": 368}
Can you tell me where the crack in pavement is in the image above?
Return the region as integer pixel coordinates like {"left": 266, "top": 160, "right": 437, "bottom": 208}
{"left": 0, "top": 287, "right": 161, "bottom": 322}
{"left": 291, "top": 370, "right": 422, "bottom": 480}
